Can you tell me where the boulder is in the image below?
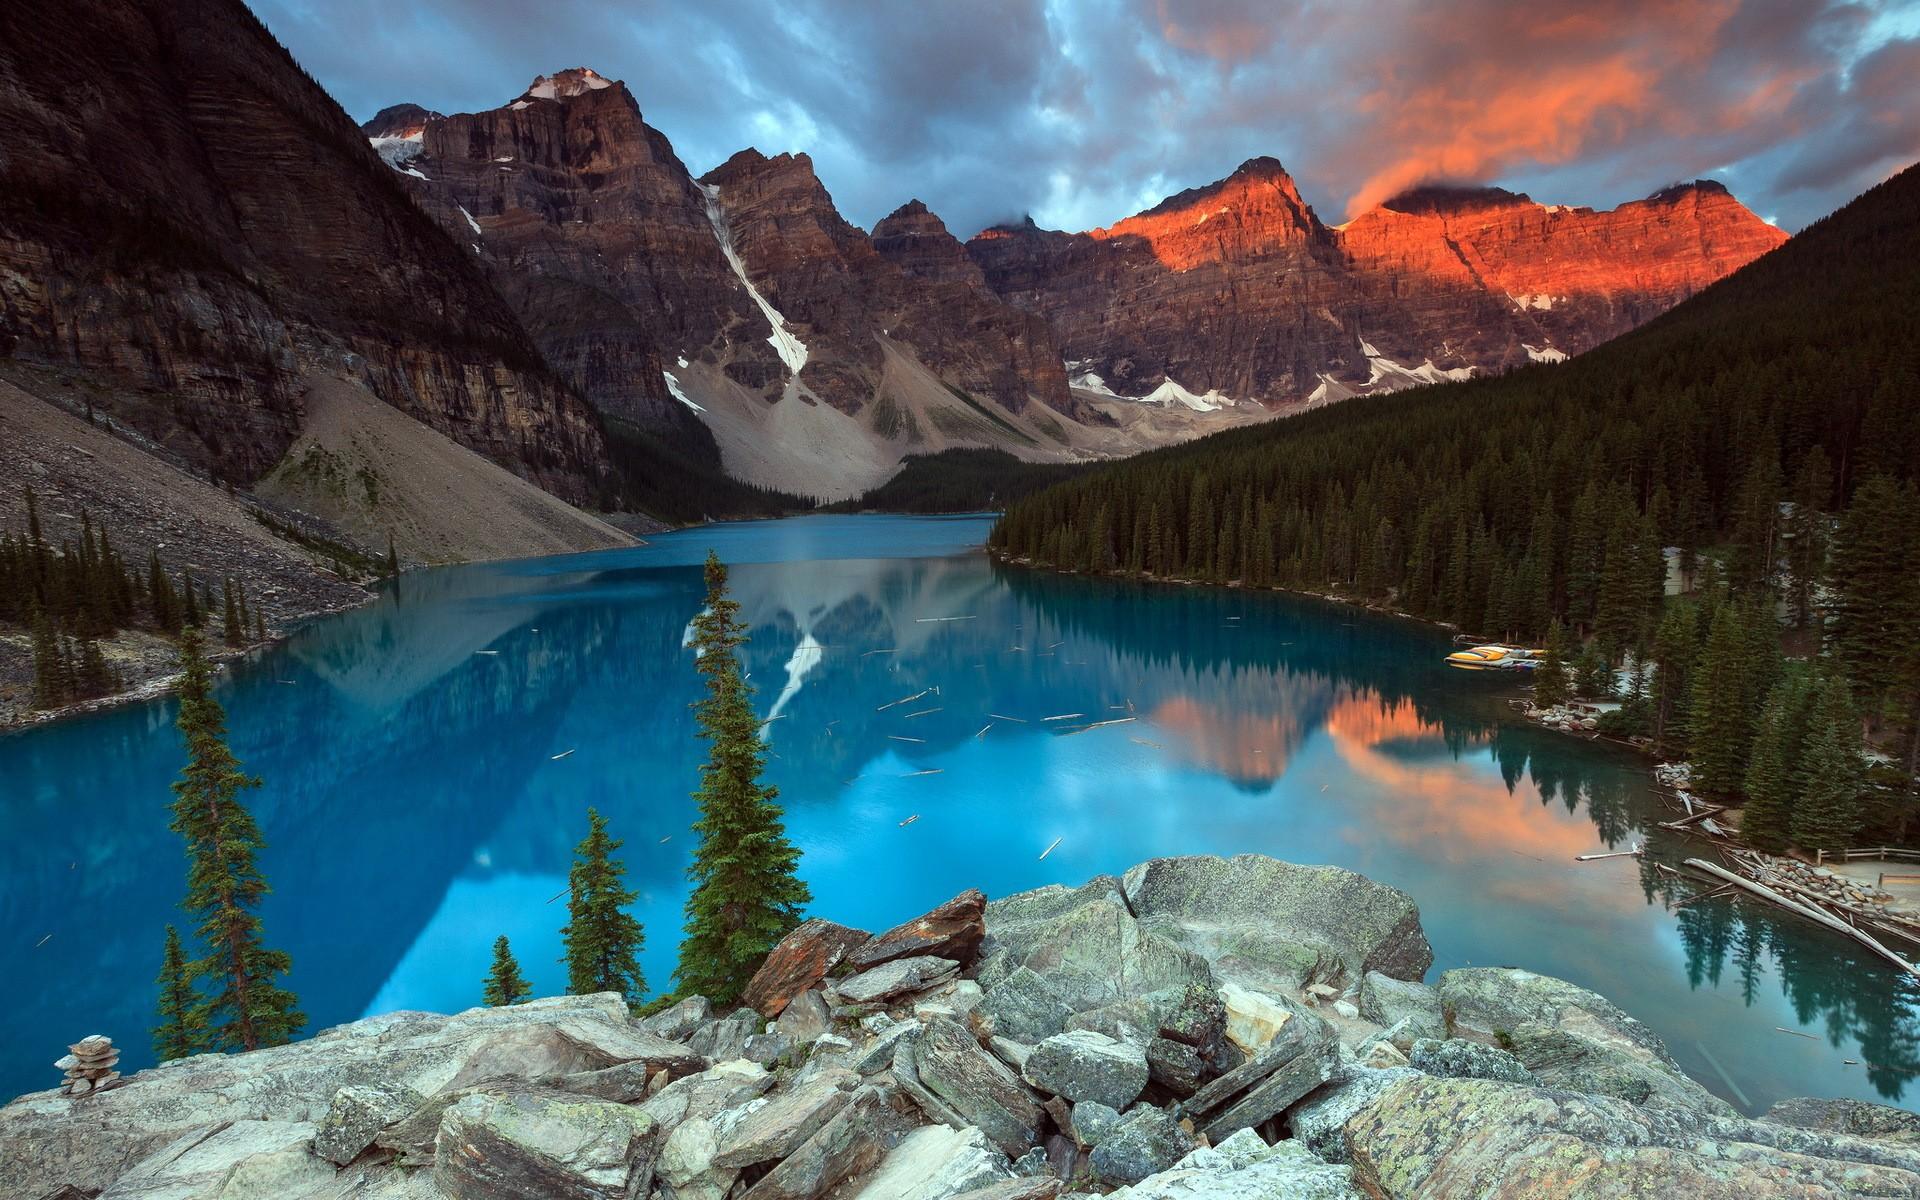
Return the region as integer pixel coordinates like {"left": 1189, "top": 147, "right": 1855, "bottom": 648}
{"left": 313, "top": 1081, "right": 424, "bottom": 1166}
{"left": 916, "top": 980, "right": 986, "bottom": 1024}
{"left": 1088, "top": 1106, "right": 1193, "bottom": 1187}
{"left": 1021, "top": 1030, "right": 1149, "bottom": 1109}
{"left": 854, "top": 1019, "right": 925, "bottom": 1076}
{"left": 834, "top": 957, "right": 961, "bottom": 1005}
{"left": 776, "top": 990, "right": 832, "bottom": 1046}
{"left": 1437, "top": 967, "right": 1730, "bottom": 1113}
{"left": 1156, "top": 982, "right": 1228, "bottom": 1052}
{"left": 1406, "top": 1038, "right": 1532, "bottom": 1085}
{"left": 855, "top": 1124, "right": 1013, "bottom": 1200}
{"left": 0, "top": 994, "right": 663, "bottom": 1197}
{"left": 1347, "top": 1075, "right": 1920, "bottom": 1198}
{"left": 1765, "top": 1097, "right": 1920, "bottom": 1143}
{"left": 432, "top": 1087, "right": 657, "bottom": 1200}
{"left": 1122, "top": 856, "right": 1432, "bottom": 991}
{"left": 978, "top": 968, "right": 1076, "bottom": 1043}
{"left": 1144, "top": 1037, "right": 1207, "bottom": 1096}
{"left": 688, "top": 1008, "right": 764, "bottom": 1062}
{"left": 977, "top": 889, "right": 1213, "bottom": 1021}
{"left": 742, "top": 920, "right": 873, "bottom": 1018}
{"left": 639, "top": 1060, "right": 774, "bottom": 1133}
{"left": 1218, "top": 983, "right": 1297, "bottom": 1054}
{"left": 548, "top": 1032, "right": 710, "bottom": 1100}
{"left": 911, "top": 1018, "right": 1045, "bottom": 1158}
{"left": 744, "top": 1033, "right": 792, "bottom": 1066}
{"left": 1070, "top": 1100, "right": 1122, "bottom": 1147}
{"left": 846, "top": 890, "right": 988, "bottom": 972}
{"left": 641, "top": 995, "right": 715, "bottom": 1041}
{"left": 100, "top": 1120, "right": 333, "bottom": 1199}
{"left": 740, "top": 1088, "right": 889, "bottom": 1200}
{"left": 988, "top": 1036, "right": 1034, "bottom": 1074}
{"left": 1354, "top": 973, "right": 1443, "bottom": 1042}
{"left": 658, "top": 1113, "right": 733, "bottom": 1200}
{"left": 712, "top": 1070, "right": 856, "bottom": 1168}
{"left": 1288, "top": 1065, "right": 1420, "bottom": 1164}
{"left": 1108, "top": 1129, "right": 1361, "bottom": 1200}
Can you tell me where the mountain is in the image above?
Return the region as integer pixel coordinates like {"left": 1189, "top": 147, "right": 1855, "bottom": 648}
{"left": 0, "top": 0, "right": 608, "bottom": 503}
{"left": 991, "top": 160, "right": 1919, "bottom": 641}
{"left": 366, "top": 71, "right": 1272, "bottom": 498}
{"left": 968, "top": 159, "right": 1787, "bottom": 406}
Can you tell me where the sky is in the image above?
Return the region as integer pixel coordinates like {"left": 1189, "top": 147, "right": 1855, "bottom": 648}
{"left": 251, "top": 0, "right": 1920, "bottom": 236}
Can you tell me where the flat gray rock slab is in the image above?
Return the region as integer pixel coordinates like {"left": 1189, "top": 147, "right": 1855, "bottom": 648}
{"left": 912, "top": 1018, "right": 1043, "bottom": 1158}
{"left": 1022, "top": 1030, "right": 1148, "bottom": 1110}
{"left": 835, "top": 956, "right": 961, "bottom": 1005}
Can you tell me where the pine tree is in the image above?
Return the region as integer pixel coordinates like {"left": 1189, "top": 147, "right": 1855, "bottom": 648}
{"left": 1690, "top": 604, "right": 1753, "bottom": 796}
{"left": 1785, "top": 449, "right": 1832, "bottom": 629}
{"left": 1650, "top": 602, "right": 1696, "bottom": 755}
{"left": 675, "top": 552, "right": 811, "bottom": 1003}
{"left": 385, "top": 534, "right": 400, "bottom": 580}
{"left": 30, "top": 605, "right": 65, "bottom": 708}
{"left": 222, "top": 578, "right": 242, "bottom": 647}
{"left": 168, "top": 627, "right": 304, "bottom": 1051}
{"left": 1573, "top": 642, "right": 1613, "bottom": 700}
{"left": 483, "top": 935, "right": 531, "bottom": 1006}
{"left": 182, "top": 572, "right": 202, "bottom": 627}
{"left": 1532, "top": 620, "right": 1571, "bottom": 709}
{"left": 1790, "top": 675, "right": 1866, "bottom": 852}
{"left": 1742, "top": 673, "right": 1811, "bottom": 852}
{"left": 561, "top": 808, "right": 645, "bottom": 1004}
{"left": 152, "top": 924, "right": 206, "bottom": 1062}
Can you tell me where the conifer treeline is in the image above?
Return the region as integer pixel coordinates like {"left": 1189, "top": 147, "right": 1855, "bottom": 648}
{"left": 993, "top": 163, "right": 1920, "bottom": 779}
{"left": 2, "top": 488, "right": 269, "bottom": 707}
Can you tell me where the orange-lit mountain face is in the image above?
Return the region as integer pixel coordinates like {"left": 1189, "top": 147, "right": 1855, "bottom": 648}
{"left": 968, "top": 161, "right": 1786, "bottom": 406}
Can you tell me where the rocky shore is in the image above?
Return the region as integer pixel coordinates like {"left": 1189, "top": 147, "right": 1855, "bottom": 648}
{"left": 6, "top": 854, "right": 1919, "bottom": 1199}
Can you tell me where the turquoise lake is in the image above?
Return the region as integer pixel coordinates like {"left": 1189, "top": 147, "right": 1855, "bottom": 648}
{"left": 2, "top": 514, "right": 1916, "bottom": 1109}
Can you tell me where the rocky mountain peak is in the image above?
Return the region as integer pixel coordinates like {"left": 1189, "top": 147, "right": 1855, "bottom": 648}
{"left": 360, "top": 102, "right": 441, "bottom": 139}
{"left": 520, "top": 66, "right": 618, "bottom": 102}
{"left": 872, "top": 199, "right": 986, "bottom": 287}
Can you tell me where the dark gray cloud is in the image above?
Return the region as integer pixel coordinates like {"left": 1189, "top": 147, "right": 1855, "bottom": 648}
{"left": 252, "top": 0, "right": 1920, "bottom": 234}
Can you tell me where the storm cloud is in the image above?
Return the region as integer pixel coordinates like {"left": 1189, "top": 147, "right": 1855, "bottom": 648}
{"left": 251, "top": 0, "right": 1920, "bottom": 234}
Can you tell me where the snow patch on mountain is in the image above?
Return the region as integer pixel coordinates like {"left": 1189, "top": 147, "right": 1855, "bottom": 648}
{"left": 1524, "top": 343, "right": 1568, "bottom": 364}
{"left": 1360, "top": 339, "right": 1476, "bottom": 391}
{"left": 457, "top": 205, "right": 482, "bottom": 236}
{"left": 1508, "top": 292, "right": 1556, "bottom": 311}
{"left": 370, "top": 132, "right": 423, "bottom": 172}
{"left": 701, "top": 182, "right": 809, "bottom": 377}
{"left": 662, "top": 371, "right": 704, "bottom": 412}
{"left": 1139, "top": 378, "right": 1238, "bottom": 411}
{"left": 1065, "top": 360, "right": 1121, "bottom": 397}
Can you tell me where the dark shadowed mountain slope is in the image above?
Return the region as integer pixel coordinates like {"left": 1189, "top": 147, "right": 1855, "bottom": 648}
{"left": 0, "top": 0, "right": 607, "bottom": 501}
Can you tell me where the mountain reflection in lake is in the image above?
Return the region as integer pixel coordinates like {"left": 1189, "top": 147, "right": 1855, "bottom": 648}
{"left": 2, "top": 515, "right": 1915, "bottom": 1110}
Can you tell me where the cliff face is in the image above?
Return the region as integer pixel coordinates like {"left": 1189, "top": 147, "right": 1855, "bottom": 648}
{"left": 968, "top": 161, "right": 1787, "bottom": 403}
{"left": 0, "top": 0, "right": 607, "bottom": 501}
{"left": 376, "top": 80, "right": 1075, "bottom": 430}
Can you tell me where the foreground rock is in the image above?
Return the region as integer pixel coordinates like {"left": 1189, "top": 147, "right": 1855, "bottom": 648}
{"left": 6, "top": 853, "right": 1914, "bottom": 1200}
{"left": 1348, "top": 1075, "right": 1920, "bottom": 1197}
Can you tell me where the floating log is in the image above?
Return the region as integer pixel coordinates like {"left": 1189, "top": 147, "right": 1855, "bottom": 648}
{"left": 1684, "top": 858, "right": 1920, "bottom": 978}
{"left": 860, "top": 648, "right": 900, "bottom": 657}
{"left": 888, "top": 735, "right": 926, "bottom": 744}
{"left": 1658, "top": 805, "right": 1726, "bottom": 831}
{"left": 899, "top": 814, "right": 919, "bottom": 826}
{"left": 903, "top": 708, "right": 942, "bottom": 718}
{"left": 901, "top": 769, "right": 943, "bottom": 778}
{"left": 549, "top": 749, "right": 576, "bottom": 761}
{"left": 974, "top": 724, "right": 993, "bottom": 739}
{"left": 1575, "top": 848, "right": 1640, "bottom": 862}
{"left": 988, "top": 713, "right": 1028, "bottom": 723}
{"left": 1041, "top": 713, "right": 1085, "bottom": 722}
{"left": 878, "top": 688, "right": 934, "bottom": 711}
{"left": 1039, "top": 837, "right": 1062, "bottom": 861}
{"left": 915, "top": 615, "right": 977, "bottom": 623}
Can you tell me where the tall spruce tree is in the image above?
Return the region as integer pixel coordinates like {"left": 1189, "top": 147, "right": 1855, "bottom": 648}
{"left": 1690, "top": 604, "right": 1754, "bottom": 796}
{"left": 483, "top": 935, "right": 531, "bottom": 1006}
{"left": 561, "top": 808, "right": 645, "bottom": 1004}
{"left": 1533, "top": 620, "right": 1571, "bottom": 709}
{"left": 1742, "top": 672, "right": 1812, "bottom": 852}
{"left": 675, "top": 552, "right": 810, "bottom": 1003}
{"left": 152, "top": 924, "right": 206, "bottom": 1062}
{"left": 1789, "top": 675, "right": 1867, "bottom": 852}
{"left": 168, "top": 627, "right": 304, "bottom": 1051}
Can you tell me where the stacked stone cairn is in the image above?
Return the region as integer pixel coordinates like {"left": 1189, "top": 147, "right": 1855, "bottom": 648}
{"left": 56, "top": 1035, "right": 120, "bottom": 1096}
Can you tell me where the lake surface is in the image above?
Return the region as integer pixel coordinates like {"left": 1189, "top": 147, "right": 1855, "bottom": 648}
{"left": 3, "top": 514, "right": 1917, "bottom": 1109}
